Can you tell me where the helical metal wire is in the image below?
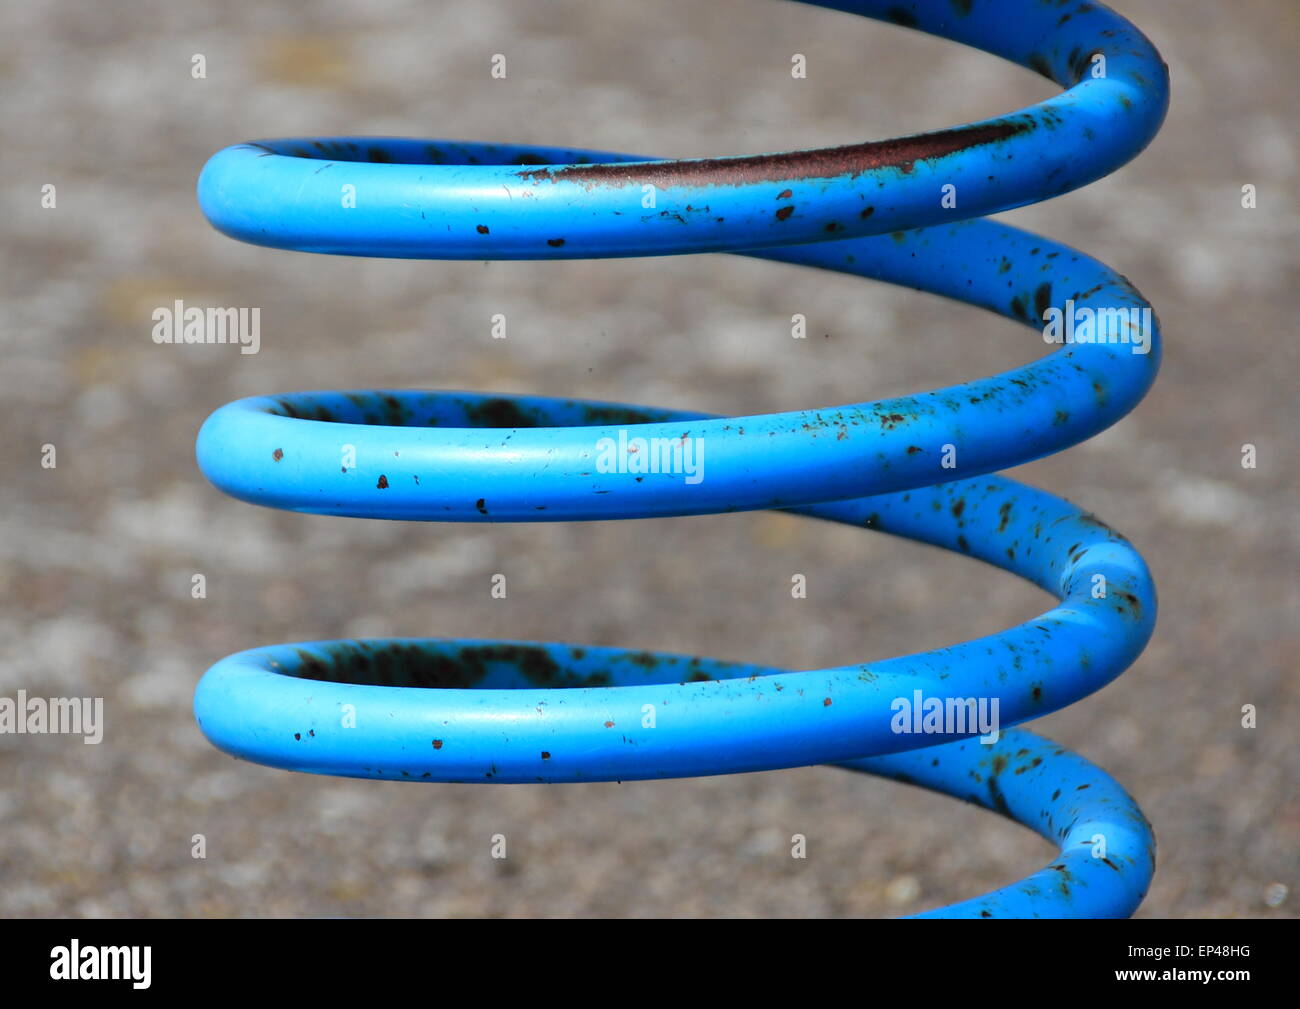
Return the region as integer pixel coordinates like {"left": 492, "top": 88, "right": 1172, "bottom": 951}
{"left": 193, "top": 0, "right": 1169, "bottom": 917}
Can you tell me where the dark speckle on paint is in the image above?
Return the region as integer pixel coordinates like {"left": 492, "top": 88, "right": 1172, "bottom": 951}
{"left": 1115, "top": 590, "right": 1143, "bottom": 620}
{"left": 465, "top": 397, "right": 540, "bottom": 429}
{"left": 987, "top": 775, "right": 1012, "bottom": 818}
{"left": 1034, "top": 281, "right": 1053, "bottom": 320}
{"left": 1028, "top": 52, "right": 1054, "bottom": 79}
{"left": 475, "top": 498, "right": 488, "bottom": 515}
{"left": 887, "top": 6, "right": 918, "bottom": 27}
{"left": 546, "top": 237, "right": 565, "bottom": 247}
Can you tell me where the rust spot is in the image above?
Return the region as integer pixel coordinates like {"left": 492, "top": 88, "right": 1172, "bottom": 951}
{"left": 376, "top": 475, "right": 389, "bottom": 489}
{"left": 823, "top": 697, "right": 832, "bottom": 707}
{"left": 272, "top": 448, "right": 283, "bottom": 461}
{"left": 476, "top": 224, "right": 490, "bottom": 234}
{"left": 776, "top": 189, "right": 792, "bottom": 200}
{"left": 516, "top": 121, "right": 1032, "bottom": 189}
{"left": 775, "top": 205, "right": 795, "bottom": 221}
{"left": 541, "top": 751, "right": 551, "bottom": 760}
{"left": 604, "top": 720, "right": 615, "bottom": 728}
{"left": 432, "top": 739, "right": 443, "bottom": 750}
{"left": 546, "top": 237, "right": 565, "bottom": 247}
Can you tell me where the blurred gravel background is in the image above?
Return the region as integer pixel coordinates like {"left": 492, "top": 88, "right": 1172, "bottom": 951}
{"left": 0, "top": 0, "right": 1295, "bottom": 917}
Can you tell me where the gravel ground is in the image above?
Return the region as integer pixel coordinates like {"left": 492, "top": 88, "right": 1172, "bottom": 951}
{"left": 0, "top": 0, "right": 1295, "bottom": 918}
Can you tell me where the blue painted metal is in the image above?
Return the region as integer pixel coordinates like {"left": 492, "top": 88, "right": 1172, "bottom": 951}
{"left": 193, "top": 0, "right": 1169, "bottom": 918}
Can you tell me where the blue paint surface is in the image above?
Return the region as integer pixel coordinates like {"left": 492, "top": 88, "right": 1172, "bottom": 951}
{"left": 194, "top": 0, "right": 1168, "bottom": 917}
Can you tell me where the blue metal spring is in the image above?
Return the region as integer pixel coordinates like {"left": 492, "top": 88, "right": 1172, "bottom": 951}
{"left": 193, "top": 0, "right": 1169, "bottom": 917}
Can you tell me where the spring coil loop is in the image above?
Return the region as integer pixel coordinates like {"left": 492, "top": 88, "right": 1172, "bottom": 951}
{"left": 193, "top": 0, "right": 1169, "bottom": 917}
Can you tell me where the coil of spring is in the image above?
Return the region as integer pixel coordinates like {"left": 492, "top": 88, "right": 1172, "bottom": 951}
{"left": 192, "top": 0, "right": 1169, "bottom": 917}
